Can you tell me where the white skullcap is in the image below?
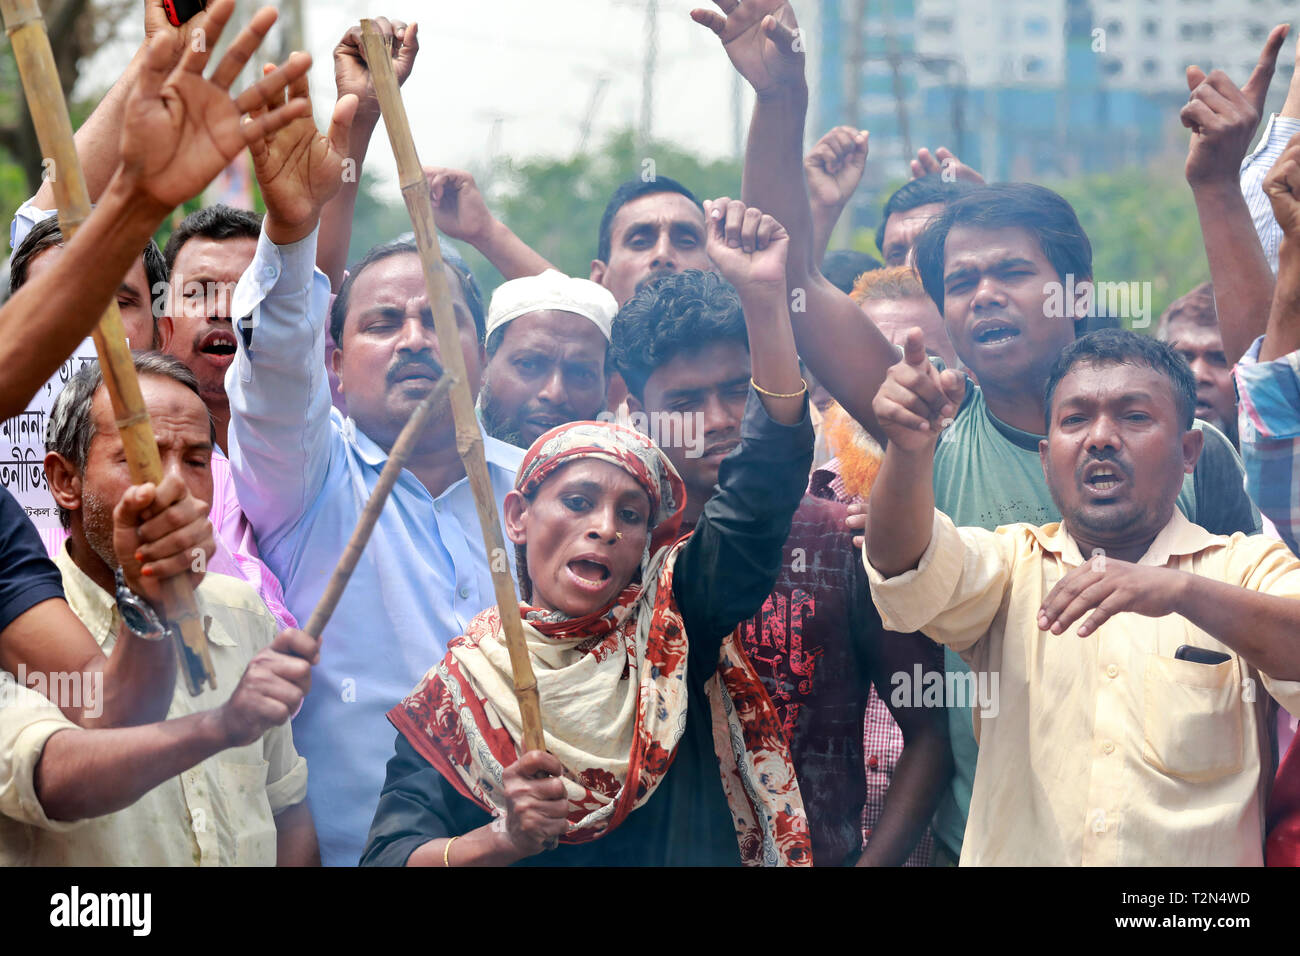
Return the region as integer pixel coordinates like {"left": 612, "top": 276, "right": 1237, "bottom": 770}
{"left": 485, "top": 270, "right": 618, "bottom": 342}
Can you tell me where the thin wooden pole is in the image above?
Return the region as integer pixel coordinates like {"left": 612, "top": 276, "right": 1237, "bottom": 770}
{"left": 303, "top": 375, "right": 451, "bottom": 638}
{"left": 359, "top": 19, "right": 545, "bottom": 754}
{"left": 2, "top": 0, "right": 216, "bottom": 693}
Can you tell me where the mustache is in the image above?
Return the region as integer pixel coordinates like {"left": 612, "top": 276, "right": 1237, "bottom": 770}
{"left": 386, "top": 354, "right": 444, "bottom": 387}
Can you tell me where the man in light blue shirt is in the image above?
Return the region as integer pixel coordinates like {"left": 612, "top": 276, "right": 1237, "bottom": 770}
{"left": 227, "top": 92, "right": 522, "bottom": 866}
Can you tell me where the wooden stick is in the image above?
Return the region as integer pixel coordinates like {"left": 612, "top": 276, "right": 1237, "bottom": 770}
{"left": 2, "top": 0, "right": 216, "bottom": 694}
{"left": 359, "top": 19, "right": 545, "bottom": 753}
{"left": 303, "top": 375, "right": 451, "bottom": 638}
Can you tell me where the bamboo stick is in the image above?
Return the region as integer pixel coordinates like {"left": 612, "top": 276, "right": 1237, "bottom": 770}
{"left": 2, "top": 0, "right": 216, "bottom": 693}
{"left": 303, "top": 375, "right": 451, "bottom": 638}
{"left": 359, "top": 19, "right": 545, "bottom": 754}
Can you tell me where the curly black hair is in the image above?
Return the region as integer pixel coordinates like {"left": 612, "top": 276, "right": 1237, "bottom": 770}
{"left": 609, "top": 269, "right": 747, "bottom": 400}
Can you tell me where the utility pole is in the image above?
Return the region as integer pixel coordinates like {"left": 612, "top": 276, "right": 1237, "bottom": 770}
{"left": 277, "top": 0, "right": 305, "bottom": 61}
{"left": 640, "top": 0, "right": 658, "bottom": 146}
{"left": 846, "top": 0, "right": 865, "bottom": 128}
{"left": 577, "top": 73, "right": 610, "bottom": 154}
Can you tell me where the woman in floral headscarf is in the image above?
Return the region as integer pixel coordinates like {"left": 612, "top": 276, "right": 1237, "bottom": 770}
{"left": 361, "top": 199, "right": 818, "bottom": 867}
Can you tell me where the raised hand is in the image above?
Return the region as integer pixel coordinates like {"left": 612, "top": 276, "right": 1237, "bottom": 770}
{"left": 117, "top": 0, "right": 314, "bottom": 216}
{"left": 1038, "top": 557, "right": 1185, "bottom": 638}
{"left": 703, "top": 197, "right": 790, "bottom": 293}
{"left": 1182, "top": 23, "right": 1287, "bottom": 186}
{"left": 334, "top": 17, "right": 419, "bottom": 126}
{"left": 143, "top": 0, "right": 212, "bottom": 71}
{"left": 426, "top": 167, "right": 495, "bottom": 244}
{"left": 805, "top": 126, "right": 869, "bottom": 210}
{"left": 910, "top": 146, "right": 985, "bottom": 184}
{"left": 691, "top": 0, "right": 804, "bottom": 95}
{"left": 1264, "top": 132, "right": 1300, "bottom": 238}
{"left": 871, "top": 328, "right": 966, "bottom": 453}
{"left": 248, "top": 63, "right": 357, "bottom": 245}
{"left": 112, "top": 474, "right": 214, "bottom": 611}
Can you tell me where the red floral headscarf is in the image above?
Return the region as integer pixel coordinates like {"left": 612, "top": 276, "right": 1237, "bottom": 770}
{"left": 515, "top": 420, "right": 686, "bottom": 555}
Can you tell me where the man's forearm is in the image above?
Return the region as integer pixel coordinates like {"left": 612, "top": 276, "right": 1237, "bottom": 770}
{"left": 866, "top": 445, "right": 938, "bottom": 576}
{"left": 743, "top": 85, "right": 815, "bottom": 278}
{"left": 275, "top": 801, "right": 321, "bottom": 866}
{"left": 34, "top": 709, "right": 230, "bottom": 821}
{"left": 1193, "top": 181, "right": 1275, "bottom": 362}
{"left": 739, "top": 289, "right": 803, "bottom": 426}
{"left": 1261, "top": 236, "right": 1300, "bottom": 360}
{"left": 0, "top": 172, "right": 166, "bottom": 420}
{"left": 1176, "top": 573, "right": 1300, "bottom": 680}
{"left": 471, "top": 218, "right": 556, "bottom": 281}
{"left": 741, "top": 86, "right": 893, "bottom": 443}
{"left": 856, "top": 725, "right": 951, "bottom": 867}
{"left": 810, "top": 197, "right": 846, "bottom": 268}
{"left": 317, "top": 115, "right": 377, "bottom": 290}
{"left": 85, "top": 625, "right": 179, "bottom": 728}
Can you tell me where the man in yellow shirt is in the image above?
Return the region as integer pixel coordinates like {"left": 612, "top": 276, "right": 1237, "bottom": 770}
{"left": 864, "top": 327, "right": 1300, "bottom": 865}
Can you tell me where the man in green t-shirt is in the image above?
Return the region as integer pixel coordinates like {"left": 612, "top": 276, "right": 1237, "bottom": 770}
{"left": 857, "top": 183, "right": 1259, "bottom": 864}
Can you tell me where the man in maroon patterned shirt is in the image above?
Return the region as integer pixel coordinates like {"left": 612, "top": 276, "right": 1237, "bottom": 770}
{"left": 610, "top": 267, "right": 951, "bottom": 865}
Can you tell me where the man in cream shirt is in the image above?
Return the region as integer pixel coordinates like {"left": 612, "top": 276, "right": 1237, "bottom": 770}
{"left": 863, "top": 329, "right": 1300, "bottom": 865}
{"left": 5, "top": 355, "right": 316, "bottom": 866}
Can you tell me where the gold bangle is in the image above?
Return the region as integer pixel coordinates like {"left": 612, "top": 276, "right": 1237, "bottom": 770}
{"left": 443, "top": 834, "right": 459, "bottom": 868}
{"left": 750, "top": 376, "right": 808, "bottom": 400}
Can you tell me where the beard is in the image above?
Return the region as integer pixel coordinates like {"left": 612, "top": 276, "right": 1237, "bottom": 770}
{"left": 81, "top": 487, "right": 120, "bottom": 572}
{"left": 477, "top": 379, "right": 529, "bottom": 449}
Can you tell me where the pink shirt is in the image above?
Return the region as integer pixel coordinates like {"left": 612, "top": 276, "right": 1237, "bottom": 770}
{"left": 39, "top": 448, "right": 296, "bottom": 632}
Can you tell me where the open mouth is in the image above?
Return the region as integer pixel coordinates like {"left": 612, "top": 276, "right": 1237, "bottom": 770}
{"left": 199, "top": 329, "right": 238, "bottom": 359}
{"left": 973, "top": 324, "right": 1020, "bottom": 345}
{"left": 566, "top": 557, "right": 612, "bottom": 592}
{"left": 1082, "top": 461, "right": 1126, "bottom": 496}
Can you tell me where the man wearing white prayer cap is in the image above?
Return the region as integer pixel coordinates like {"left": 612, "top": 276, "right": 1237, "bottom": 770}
{"left": 477, "top": 270, "right": 618, "bottom": 448}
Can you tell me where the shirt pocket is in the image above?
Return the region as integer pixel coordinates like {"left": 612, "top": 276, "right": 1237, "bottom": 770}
{"left": 215, "top": 757, "right": 277, "bottom": 866}
{"left": 1142, "top": 654, "right": 1243, "bottom": 782}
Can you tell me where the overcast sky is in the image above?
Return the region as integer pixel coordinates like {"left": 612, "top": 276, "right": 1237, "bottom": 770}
{"left": 81, "top": 0, "right": 757, "bottom": 190}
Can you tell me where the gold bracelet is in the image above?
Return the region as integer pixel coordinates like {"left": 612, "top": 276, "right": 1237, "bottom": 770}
{"left": 443, "top": 834, "right": 459, "bottom": 868}
{"left": 750, "top": 376, "right": 808, "bottom": 400}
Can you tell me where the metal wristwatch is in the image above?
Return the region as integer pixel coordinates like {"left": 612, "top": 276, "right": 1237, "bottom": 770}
{"left": 113, "top": 568, "right": 168, "bottom": 642}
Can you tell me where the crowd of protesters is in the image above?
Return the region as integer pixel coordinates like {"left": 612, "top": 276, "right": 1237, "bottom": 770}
{"left": 0, "top": 0, "right": 1298, "bottom": 868}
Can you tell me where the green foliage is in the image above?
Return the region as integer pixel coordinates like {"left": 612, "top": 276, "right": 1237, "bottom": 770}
{"left": 352, "top": 129, "right": 744, "bottom": 296}
{"left": 1045, "top": 160, "right": 1207, "bottom": 328}
{"left": 345, "top": 168, "right": 423, "bottom": 266}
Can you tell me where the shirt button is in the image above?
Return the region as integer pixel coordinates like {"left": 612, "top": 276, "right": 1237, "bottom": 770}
{"left": 434, "top": 501, "right": 443, "bottom": 513}
{"left": 458, "top": 586, "right": 469, "bottom": 599}
{"left": 1106, "top": 664, "right": 1119, "bottom": 678}
{"left": 866, "top": 755, "right": 879, "bottom": 770}
{"left": 263, "top": 266, "right": 276, "bottom": 278}
{"left": 1101, "top": 740, "right": 1115, "bottom": 755}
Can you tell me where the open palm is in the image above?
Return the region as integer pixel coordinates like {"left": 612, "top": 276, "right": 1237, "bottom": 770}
{"left": 248, "top": 69, "right": 355, "bottom": 235}
{"left": 118, "top": 2, "right": 313, "bottom": 214}
{"left": 692, "top": 0, "right": 804, "bottom": 95}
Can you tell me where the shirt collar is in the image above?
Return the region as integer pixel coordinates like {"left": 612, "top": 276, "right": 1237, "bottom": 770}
{"left": 1028, "top": 507, "right": 1220, "bottom": 569}
{"left": 339, "top": 408, "right": 524, "bottom": 480}
{"left": 52, "top": 545, "right": 237, "bottom": 649}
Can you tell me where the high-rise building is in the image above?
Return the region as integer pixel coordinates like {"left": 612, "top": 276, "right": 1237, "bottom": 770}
{"left": 816, "top": 0, "right": 1295, "bottom": 238}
